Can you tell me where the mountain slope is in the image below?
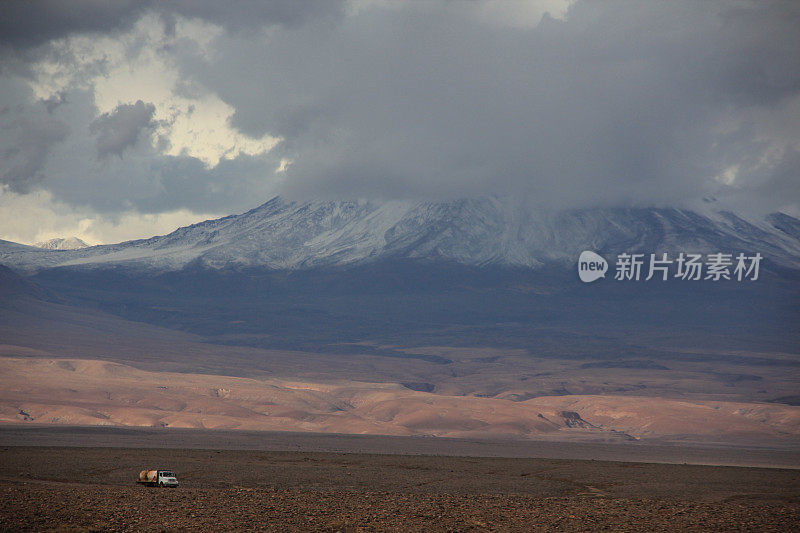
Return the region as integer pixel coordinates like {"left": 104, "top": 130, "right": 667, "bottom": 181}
{"left": 1, "top": 197, "right": 799, "bottom": 273}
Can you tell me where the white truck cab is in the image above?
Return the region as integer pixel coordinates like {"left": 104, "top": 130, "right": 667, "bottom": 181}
{"left": 156, "top": 470, "right": 179, "bottom": 487}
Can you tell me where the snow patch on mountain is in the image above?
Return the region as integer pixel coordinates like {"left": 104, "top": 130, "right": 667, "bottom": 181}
{"left": 1, "top": 197, "right": 799, "bottom": 273}
{"left": 33, "top": 237, "right": 89, "bottom": 250}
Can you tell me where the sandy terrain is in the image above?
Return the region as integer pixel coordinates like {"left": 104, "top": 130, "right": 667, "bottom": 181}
{"left": 1, "top": 356, "right": 799, "bottom": 444}
{"left": 1, "top": 445, "right": 798, "bottom": 532}
{"left": 2, "top": 288, "right": 798, "bottom": 447}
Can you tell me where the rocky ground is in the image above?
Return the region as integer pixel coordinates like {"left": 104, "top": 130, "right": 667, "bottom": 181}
{"left": 1, "top": 446, "right": 798, "bottom": 532}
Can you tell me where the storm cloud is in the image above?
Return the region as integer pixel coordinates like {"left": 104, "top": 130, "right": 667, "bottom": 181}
{"left": 90, "top": 100, "right": 156, "bottom": 159}
{"left": 0, "top": 78, "right": 68, "bottom": 193}
{"left": 0, "top": 0, "right": 149, "bottom": 50}
{"left": 181, "top": 0, "right": 800, "bottom": 207}
{"left": 0, "top": 0, "right": 343, "bottom": 50}
{"left": 0, "top": 0, "right": 799, "bottom": 244}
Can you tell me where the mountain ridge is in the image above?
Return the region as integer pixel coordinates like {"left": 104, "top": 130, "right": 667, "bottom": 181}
{"left": 1, "top": 196, "right": 800, "bottom": 274}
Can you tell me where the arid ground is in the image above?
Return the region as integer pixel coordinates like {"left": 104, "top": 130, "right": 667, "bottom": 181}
{"left": 2, "top": 354, "right": 799, "bottom": 445}
{"left": 1, "top": 428, "right": 799, "bottom": 531}
{"left": 1, "top": 438, "right": 799, "bottom": 532}
{"left": 2, "top": 273, "right": 799, "bottom": 446}
{"left": 2, "top": 265, "right": 799, "bottom": 531}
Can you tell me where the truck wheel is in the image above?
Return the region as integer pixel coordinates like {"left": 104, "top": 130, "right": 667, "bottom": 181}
{"left": 159, "top": 481, "right": 164, "bottom": 487}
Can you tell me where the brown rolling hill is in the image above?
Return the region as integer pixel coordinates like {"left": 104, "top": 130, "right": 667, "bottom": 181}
{"left": 1, "top": 264, "right": 799, "bottom": 444}
{"left": 1, "top": 356, "right": 799, "bottom": 443}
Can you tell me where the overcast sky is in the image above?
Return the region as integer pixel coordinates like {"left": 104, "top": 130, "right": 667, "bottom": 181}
{"left": 1, "top": 0, "right": 798, "bottom": 245}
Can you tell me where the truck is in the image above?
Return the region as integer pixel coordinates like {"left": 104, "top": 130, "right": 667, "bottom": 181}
{"left": 137, "top": 469, "right": 179, "bottom": 487}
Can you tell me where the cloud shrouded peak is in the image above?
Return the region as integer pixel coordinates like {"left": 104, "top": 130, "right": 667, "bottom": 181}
{"left": 0, "top": 0, "right": 798, "bottom": 245}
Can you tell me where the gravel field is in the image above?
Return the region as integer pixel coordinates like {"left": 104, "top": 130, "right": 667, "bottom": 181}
{"left": 1, "top": 445, "right": 798, "bottom": 532}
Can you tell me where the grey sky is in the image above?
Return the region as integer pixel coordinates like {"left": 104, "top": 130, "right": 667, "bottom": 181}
{"left": 0, "top": 0, "right": 798, "bottom": 244}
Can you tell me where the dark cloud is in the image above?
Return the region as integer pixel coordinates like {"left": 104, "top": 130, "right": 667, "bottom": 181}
{"left": 134, "top": 152, "right": 280, "bottom": 214}
{"left": 41, "top": 91, "right": 68, "bottom": 113}
{"left": 90, "top": 100, "right": 156, "bottom": 159}
{"left": 1, "top": 0, "right": 799, "bottom": 223}
{"left": 0, "top": 0, "right": 343, "bottom": 51}
{"left": 0, "top": 78, "right": 68, "bottom": 193}
{"left": 158, "top": 0, "right": 345, "bottom": 33}
{"left": 172, "top": 0, "right": 799, "bottom": 210}
{"left": 0, "top": 0, "right": 150, "bottom": 50}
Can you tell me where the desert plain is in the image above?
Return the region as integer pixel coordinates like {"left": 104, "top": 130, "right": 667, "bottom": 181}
{"left": 1, "top": 257, "right": 799, "bottom": 531}
{"left": 1, "top": 428, "right": 799, "bottom": 532}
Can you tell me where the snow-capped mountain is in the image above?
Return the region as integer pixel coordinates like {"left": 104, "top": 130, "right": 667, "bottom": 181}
{"left": 33, "top": 237, "right": 89, "bottom": 250}
{"left": 1, "top": 197, "right": 800, "bottom": 273}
